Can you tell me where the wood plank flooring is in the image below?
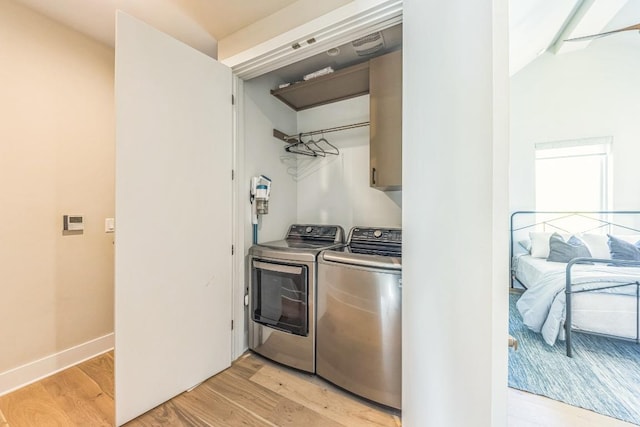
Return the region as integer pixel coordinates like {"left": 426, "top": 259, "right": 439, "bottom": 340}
{"left": 0, "top": 350, "right": 636, "bottom": 426}
{"left": 508, "top": 388, "right": 637, "bottom": 427}
{"left": 0, "top": 352, "right": 115, "bottom": 426}
{"left": 0, "top": 352, "right": 399, "bottom": 427}
{"left": 125, "top": 353, "right": 400, "bottom": 427}
{"left": 0, "top": 406, "right": 8, "bottom": 427}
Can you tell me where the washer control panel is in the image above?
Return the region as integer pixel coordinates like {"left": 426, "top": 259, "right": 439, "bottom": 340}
{"left": 350, "top": 227, "right": 402, "bottom": 244}
{"left": 287, "top": 224, "right": 344, "bottom": 242}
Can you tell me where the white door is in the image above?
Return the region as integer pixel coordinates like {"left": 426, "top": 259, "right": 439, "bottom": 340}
{"left": 114, "top": 12, "right": 233, "bottom": 426}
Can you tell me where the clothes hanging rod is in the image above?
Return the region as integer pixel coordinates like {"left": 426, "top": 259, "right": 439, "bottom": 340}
{"left": 273, "top": 121, "right": 370, "bottom": 143}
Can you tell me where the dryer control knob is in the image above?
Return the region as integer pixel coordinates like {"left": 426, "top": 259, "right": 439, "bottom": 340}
{"left": 373, "top": 230, "right": 382, "bottom": 238}
{"left": 306, "top": 226, "right": 313, "bottom": 233}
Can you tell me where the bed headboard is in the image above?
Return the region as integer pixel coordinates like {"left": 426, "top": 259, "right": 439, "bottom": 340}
{"left": 509, "top": 211, "right": 640, "bottom": 286}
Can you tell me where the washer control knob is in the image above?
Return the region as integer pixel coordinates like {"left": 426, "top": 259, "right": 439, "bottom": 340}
{"left": 306, "top": 226, "right": 313, "bottom": 233}
{"left": 373, "top": 229, "right": 382, "bottom": 238}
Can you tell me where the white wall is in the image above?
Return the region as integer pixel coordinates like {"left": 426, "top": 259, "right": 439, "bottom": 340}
{"left": 296, "top": 95, "right": 401, "bottom": 231}
{"left": 243, "top": 74, "right": 299, "bottom": 246}
{"left": 403, "top": 0, "right": 509, "bottom": 425}
{"left": 238, "top": 73, "right": 298, "bottom": 356}
{"left": 510, "top": 42, "right": 640, "bottom": 212}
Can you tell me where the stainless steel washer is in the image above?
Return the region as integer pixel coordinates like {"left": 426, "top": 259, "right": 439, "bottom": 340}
{"left": 249, "top": 224, "right": 344, "bottom": 373}
{"left": 316, "top": 227, "right": 402, "bottom": 409}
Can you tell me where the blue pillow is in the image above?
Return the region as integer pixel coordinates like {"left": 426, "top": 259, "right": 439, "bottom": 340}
{"left": 607, "top": 235, "right": 640, "bottom": 261}
{"left": 547, "top": 233, "right": 592, "bottom": 263}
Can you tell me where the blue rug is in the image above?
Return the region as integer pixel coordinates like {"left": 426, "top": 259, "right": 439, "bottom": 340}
{"left": 509, "top": 292, "right": 640, "bottom": 425}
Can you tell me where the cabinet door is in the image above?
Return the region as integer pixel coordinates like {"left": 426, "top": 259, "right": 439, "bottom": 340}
{"left": 114, "top": 12, "right": 232, "bottom": 426}
{"left": 370, "top": 49, "right": 402, "bottom": 190}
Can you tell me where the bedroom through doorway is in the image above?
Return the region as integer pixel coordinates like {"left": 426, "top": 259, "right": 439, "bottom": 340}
{"left": 508, "top": 1, "right": 640, "bottom": 425}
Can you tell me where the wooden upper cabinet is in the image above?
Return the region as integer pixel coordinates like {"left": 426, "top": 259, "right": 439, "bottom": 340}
{"left": 270, "top": 62, "right": 370, "bottom": 111}
{"left": 369, "top": 49, "right": 402, "bottom": 191}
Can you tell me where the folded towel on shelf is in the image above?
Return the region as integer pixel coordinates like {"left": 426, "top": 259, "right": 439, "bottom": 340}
{"left": 303, "top": 66, "right": 334, "bottom": 81}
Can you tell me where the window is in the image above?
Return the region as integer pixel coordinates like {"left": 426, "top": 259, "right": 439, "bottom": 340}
{"left": 535, "top": 137, "right": 611, "bottom": 212}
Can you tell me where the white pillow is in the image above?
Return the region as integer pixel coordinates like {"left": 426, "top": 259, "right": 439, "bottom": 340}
{"left": 578, "top": 233, "right": 611, "bottom": 259}
{"left": 529, "top": 232, "right": 571, "bottom": 258}
{"left": 529, "top": 232, "right": 553, "bottom": 258}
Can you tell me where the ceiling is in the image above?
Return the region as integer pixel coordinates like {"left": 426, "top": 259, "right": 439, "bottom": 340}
{"left": 11, "top": 0, "right": 300, "bottom": 57}
{"left": 10, "top": 0, "right": 640, "bottom": 77}
{"left": 509, "top": 0, "right": 640, "bottom": 75}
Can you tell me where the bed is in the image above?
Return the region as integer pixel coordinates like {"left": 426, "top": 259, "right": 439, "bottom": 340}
{"left": 510, "top": 211, "right": 640, "bottom": 356}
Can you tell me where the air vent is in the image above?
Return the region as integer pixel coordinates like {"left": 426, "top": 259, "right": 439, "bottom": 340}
{"left": 351, "top": 32, "right": 385, "bottom": 56}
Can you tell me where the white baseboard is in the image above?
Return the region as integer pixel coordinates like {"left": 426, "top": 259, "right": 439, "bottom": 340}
{"left": 0, "top": 333, "right": 114, "bottom": 396}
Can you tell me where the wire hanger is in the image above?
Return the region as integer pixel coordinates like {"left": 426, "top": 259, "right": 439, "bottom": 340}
{"left": 315, "top": 132, "right": 339, "bottom": 155}
{"left": 304, "top": 135, "right": 327, "bottom": 157}
{"left": 284, "top": 134, "right": 318, "bottom": 157}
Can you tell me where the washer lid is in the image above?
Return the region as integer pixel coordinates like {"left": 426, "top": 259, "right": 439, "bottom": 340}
{"left": 250, "top": 239, "right": 345, "bottom": 262}
{"left": 320, "top": 249, "right": 402, "bottom": 270}
{"left": 256, "top": 239, "right": 343, "bottom": 251}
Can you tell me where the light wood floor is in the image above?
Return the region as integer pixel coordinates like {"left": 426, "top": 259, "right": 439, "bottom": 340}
{"left": 0, "top": 351, "right": 635, "bottom": 426}
{"left": 0, "top": 351, "right": 114, "bottom": 426}
{"left": 0, "top": 352, "right": 399, "bottom": 427}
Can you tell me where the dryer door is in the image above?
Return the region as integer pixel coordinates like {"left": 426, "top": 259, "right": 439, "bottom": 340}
{"left": 251, "top": 259, "right": 309, "bottom": 336}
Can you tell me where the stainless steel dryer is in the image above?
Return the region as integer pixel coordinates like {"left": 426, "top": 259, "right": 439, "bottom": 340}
{"left": 249, "top": 224, "right": 344, "bottom": 373}
{"left": 316, "top": 227, "right": 402, "bottom": 409}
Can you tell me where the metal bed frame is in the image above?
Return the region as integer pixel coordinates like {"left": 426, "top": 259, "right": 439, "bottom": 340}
{"left": 510, "top": 211, "right": 640, "bottom": 357}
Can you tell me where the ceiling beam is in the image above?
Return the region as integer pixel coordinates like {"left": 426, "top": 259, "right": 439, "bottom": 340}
{"left": 551, "top": 0, "right": 629, "bottom": 54}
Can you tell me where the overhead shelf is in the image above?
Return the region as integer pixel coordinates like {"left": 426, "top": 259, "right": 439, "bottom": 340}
{"left": 270, "top": 61, "right": 370, "bottom": 111}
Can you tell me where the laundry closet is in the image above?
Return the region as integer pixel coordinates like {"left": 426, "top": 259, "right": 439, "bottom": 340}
{"left": 241, "top": 24, "right": 404, "bottom": 410}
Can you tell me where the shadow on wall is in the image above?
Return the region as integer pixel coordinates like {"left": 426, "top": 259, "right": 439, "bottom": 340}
{"left": 281, "top": 152, "right": 341, "bottom": 182}
{"left": 386, "top": 191, "right": 402, "bottom": 208}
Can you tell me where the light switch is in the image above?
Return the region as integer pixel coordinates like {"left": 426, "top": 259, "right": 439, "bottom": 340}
{"left": 105, "top": 218, "right": 115, "bottom": 233}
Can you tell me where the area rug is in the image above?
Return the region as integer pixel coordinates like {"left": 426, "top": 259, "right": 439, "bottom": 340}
{"left": 508, "top": 292, "right": 640, "bottom": 425}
